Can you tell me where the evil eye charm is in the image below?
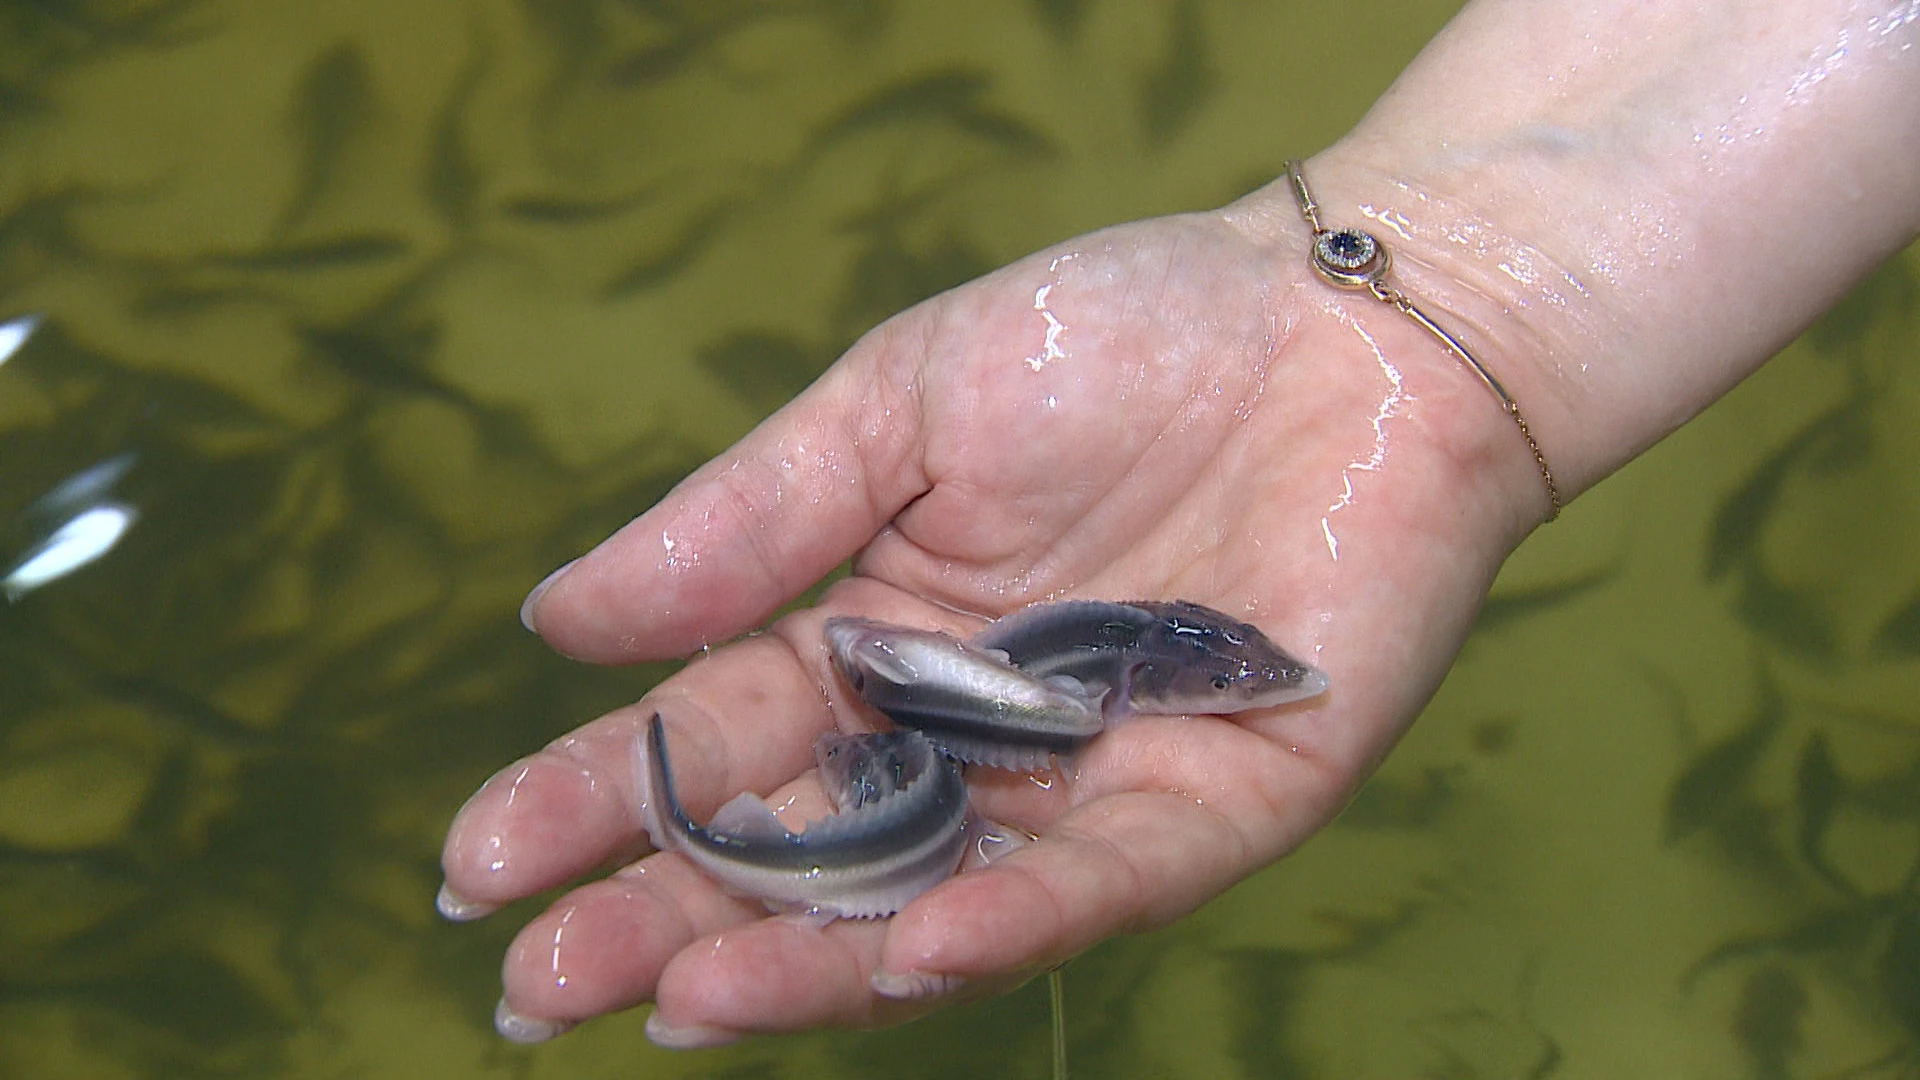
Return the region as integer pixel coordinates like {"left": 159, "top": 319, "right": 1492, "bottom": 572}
{"left": 1310, "top": 227, "right": 1389, "bottom": 289}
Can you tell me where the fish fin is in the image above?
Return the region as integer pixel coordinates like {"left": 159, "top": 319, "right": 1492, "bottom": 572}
{"left": 1044, "top": 673, "right": 1090, "bottom": 698}
{"left": 773, "top": 908, "right": 841, "bottom": 930}
{"left": 860, "top": 648, "right": 919, "bottom": 686}
{"left": 707, "top": 792, "right": 792, "bottom": 841}
{"left": 919, "top": 730, "right": 1062, "bottom": 772}
{"left": 981, "top": 647, "right": 1012, "bottom": 664}
{"left": 960, "top": 813, "right": 1031, "bottom": 870}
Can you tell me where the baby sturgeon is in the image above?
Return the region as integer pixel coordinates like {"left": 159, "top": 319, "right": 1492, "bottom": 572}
{"left": 825, "top": 617, "right": 1104, "bottom": 770}
{"left": 637, "top": 714, "right": 968, "bottom": 919}
{"left": 971, "top": 599, "right": 1329, "bottom": 718}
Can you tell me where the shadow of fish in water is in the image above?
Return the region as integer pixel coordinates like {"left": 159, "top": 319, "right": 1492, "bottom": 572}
{"left": 803, "top": 68, "right": 1057, "bottom": 163}
{"left": 1471, "top": 562, "right": 1620, "bottom": 637}
{"left": 1663, "top": 665, "right": 1785, "bottom": 847}
{"left": 1136, "top": 0, "right": 1216, "bottom": 148}
{"left": 277, "top": 42, "right": 376, "bottom": 237}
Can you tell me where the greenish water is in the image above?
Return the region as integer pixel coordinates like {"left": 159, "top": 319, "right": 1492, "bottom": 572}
{"left": 1, "top": 1, "right": 1916, "bottom": 1077}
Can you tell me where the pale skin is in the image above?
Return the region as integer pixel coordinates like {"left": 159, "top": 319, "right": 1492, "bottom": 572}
{"left": 440, "top": 0, "right": 1920, "bottom": 1047}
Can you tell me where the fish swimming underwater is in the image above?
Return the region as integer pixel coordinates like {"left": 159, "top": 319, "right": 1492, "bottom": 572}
{"left": 635, "top": 713, "right": 969, "bottom": 919}
{"left": 971, "top": 599, "right": 1328, "bottom": 718}
{"left": 824, "top": 616, "right": 1105, "bottom": 770}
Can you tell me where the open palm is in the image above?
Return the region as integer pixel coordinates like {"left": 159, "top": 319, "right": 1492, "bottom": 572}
{"left": 440, "top": 197, "right": 1546, "bottom": 1044}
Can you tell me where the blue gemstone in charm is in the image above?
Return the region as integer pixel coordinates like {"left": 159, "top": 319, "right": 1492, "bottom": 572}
{"left": 1310, "top": 227, "right": 1388, "bottom": 287}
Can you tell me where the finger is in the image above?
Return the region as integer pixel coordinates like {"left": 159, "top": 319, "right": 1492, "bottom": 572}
{"left": 494, "top": 744, "right": 867, "bottom": 1038}
{"left": 496, "top": 855, "right": 765, "bottom": 1036}
{"left": 877, "top": 719, "right": 1346, "bottom": 985}
{"left": 524, "top": 324, "right": 931, "bottom": 663}
{"left": 644, "top": 899, "right": 1031, "bottom": 1045}
{"left": 633, "top": 721, "right": 1328, "bottom": 1039}
{"left": 439, "top": 632, "right": 834, "bottom": 912}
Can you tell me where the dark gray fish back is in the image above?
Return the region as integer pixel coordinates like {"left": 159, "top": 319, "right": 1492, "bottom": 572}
{"left": 970, "top": 599, "right": 1156, "bottom": 691}
{"left": 976, "top": 599, "right": 1326, "bottom": 714}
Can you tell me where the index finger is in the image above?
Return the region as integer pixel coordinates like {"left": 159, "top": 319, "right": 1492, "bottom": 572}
{"left": 524, "top": 324, "right": 930, "bottom": 664}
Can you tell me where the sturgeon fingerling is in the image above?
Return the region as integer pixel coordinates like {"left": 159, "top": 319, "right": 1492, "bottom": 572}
{"left": 824, "top": 616, "right": 1104, "bottom": 770}
{"left": 635, "top": 714, "right": 968, "bottom": 919}
{"left": 972, "top": 599, "right": 1328, "bottom": 718}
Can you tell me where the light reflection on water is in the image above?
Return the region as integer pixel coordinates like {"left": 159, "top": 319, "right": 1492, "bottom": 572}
{"left": 0, "top": 1, "right": 1916, "bottom": 1077}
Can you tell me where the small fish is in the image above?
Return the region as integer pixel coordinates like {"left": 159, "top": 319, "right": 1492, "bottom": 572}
{"left": 972, "top": 599, "right": 1328, "bottom": 718}
{"left": 21, "top": 451, "right": 136, "bottom": 532}
{"left": 825, "top": 617, "right": 1104, "bottom": 770}
{"left": 0, "top": 313, "right": 41, "bottom": 366}
{"left": 4, "top": 502, "right": 138, "bottom": 602}
{"left": 635, "top": 714, "right": 968, "bottom": 919}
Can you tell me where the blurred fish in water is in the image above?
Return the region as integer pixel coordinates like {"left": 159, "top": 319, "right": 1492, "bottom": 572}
{"left": 1472, "top": 563, "right": 1618, "bottom": 635}
{"left": 806, "top": 69, "right": 1055, "bottom": 160}
{"left": 425, "top": 38, "right": 487, "bottom": 229}
{"left": 4, "top": 501, "right": 138, "bottom": 602}
{"left": 500, "top": 181, "right": 666, "bottom": 224}
{"left": 7, "top": 450, "right": 140, "bottom": 602}
{"left": 0, "top": 312, "right": 40, "bottom": 366}
{"left": 278, "top": 42, "right": 375, "bottom": 235}
{"left": 1136, "top": 0, "right": 1216, "bottom": 147}
{"left": 21, "top": 451, "right": 137, "bottom": 532}
{"left": 203, "top": 234, "right": 410, "bottom": 272}
{"left": 1663, "top": 670, "right": 1785, "bottom": 844}
{"left": 601, "top": 199, "right": 736, "bottom": 297}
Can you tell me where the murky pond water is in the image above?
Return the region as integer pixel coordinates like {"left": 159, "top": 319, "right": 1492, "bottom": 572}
{"left": 2, "top": 1, "right": 1917, "bottom": 1076}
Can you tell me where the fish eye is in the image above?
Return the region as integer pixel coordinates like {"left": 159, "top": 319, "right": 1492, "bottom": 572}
{"left": 1210, "top": 675, "right": 1231, "bottom": 691}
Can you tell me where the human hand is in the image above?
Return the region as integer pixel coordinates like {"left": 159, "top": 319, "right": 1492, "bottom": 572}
{"left": 437, "top": 164, "right": 1560, "bottom": 1045}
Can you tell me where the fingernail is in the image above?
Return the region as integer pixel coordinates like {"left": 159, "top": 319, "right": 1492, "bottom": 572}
{"left": 435, "top": 882, "right": 498, "bottom": 922}
{"left": 644, "top": 1010, "right": 740, "bottom": 1049}
{"left": 519, "top": 559, "right": 578, "bottom": 633}
{"left": 871, "top": 969, "right": 967, "bottom": 1000}
{"left": 494, "top": 998, "right": 573, "bottom": 1044}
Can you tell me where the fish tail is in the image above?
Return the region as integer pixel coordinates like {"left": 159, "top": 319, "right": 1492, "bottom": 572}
{"left": 636, "top": 713, "right": 693, "bottom": 851}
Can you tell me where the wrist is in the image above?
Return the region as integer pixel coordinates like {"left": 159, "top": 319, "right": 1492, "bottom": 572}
{"left": 1221, "top": 150, "right": 1583, "bottom": 534}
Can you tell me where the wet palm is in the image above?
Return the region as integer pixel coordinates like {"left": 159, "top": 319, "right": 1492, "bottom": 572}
{"left": 440, "top": 199, "right": 1545, "bottom": 1042}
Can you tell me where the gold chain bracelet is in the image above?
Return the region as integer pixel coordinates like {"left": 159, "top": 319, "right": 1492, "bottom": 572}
{"left": 1284, "top": 160, "right": 1561, "bottom": 521}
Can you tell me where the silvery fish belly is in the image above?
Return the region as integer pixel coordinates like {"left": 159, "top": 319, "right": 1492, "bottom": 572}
{"left": 971, "top": 599, "right": 1328, "bottom": 718}
{"left": 636, "top": 714, "right": 968, "bottom": 919}
{"left": 824, "top": 616, "right": 1104, "bottom": 771}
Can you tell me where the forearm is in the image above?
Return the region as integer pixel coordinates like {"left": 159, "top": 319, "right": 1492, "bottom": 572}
{"left": 1231, "top": 0, "right": 1919, "bottom": 501}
